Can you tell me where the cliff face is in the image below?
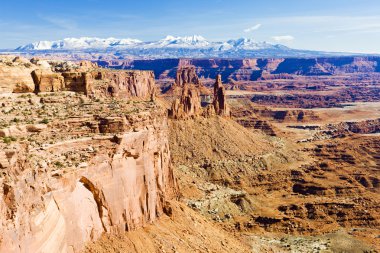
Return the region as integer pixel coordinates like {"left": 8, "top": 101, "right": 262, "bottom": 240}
{"left": 62, "top": 72, "right": 93, "bottom": 95}
{"left": 31, "top": 69, "right": 65, "bottom": 92}
{"left": 93, "top": 70, "right": 156, "bottom": 99}
{"left": 0, "top": 68, "right": 176, "bottom": 252}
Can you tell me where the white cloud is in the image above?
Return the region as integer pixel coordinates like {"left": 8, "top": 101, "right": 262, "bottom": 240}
{"left": 244, "top": 24, "right": 262, "bottom": 33}
{"left": 39, "top": 16, "right": 77, "bottom": 30}
{"left": 272, "top": 35, "right": 294, "bottom": 42}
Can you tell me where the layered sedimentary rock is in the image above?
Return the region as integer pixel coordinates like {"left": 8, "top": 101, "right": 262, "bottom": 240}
{"left": 93, "top": 70, "right": 156, "bottom": 99}
{"left": 235, "top": 118, "right": 277, "bottom": 136}
{"left": 174, "top": 67, "right": 202, "bottom": 87}
{"left": 31, "top": 69, "right": 65, "bottom": 92}
{"left": 169, "top": 73, "right": 231, "bottom": 119}
{"left": 0, "top": 57, "right": 37, "bottom": 93}
{"left": 62, "top": 72, "right": 93, "bottom": 95}
{"left": 168, "top": 83, "right": 202, "bottom": 119}
{"left": 0, "top": 93, "right": 176, "bottom": 253}
{"left": 0, "top": 56, "right": 158, "bottom": 100}
{"left": 31, "top": 70, "right": 92, "bottom": 94}
{"left": 345, "top": 118, "right": 380, "bottom": 134}
{"left": 213, "top": 74, "right": 231, "bottom": 117}
{"left": 97, "top": 57, "right": 380, "bottom": 81}
{"left": 251, "top": 88, "right": 380, "bottom": 109}
{"left": 312, "top": 118, "right": 380, "bottom": 140}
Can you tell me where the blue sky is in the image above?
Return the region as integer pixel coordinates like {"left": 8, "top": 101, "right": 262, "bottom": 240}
{"left": 1, "top": 0, "right": 380, "bottom": 53}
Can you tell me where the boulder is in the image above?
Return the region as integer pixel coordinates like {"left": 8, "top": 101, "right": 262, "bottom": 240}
{"left": 26, "top": 124, "right": 48, "bottom": 133}
{"left": 0, "top": 125, "right": 27, "bottom": 138}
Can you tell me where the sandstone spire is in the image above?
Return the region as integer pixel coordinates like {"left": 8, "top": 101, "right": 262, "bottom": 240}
{"left": 213, "top": 74, "right": 231, "bottom": 117}
{"left": 174, "top": 67, "right": 201, "bottom": 87}
{"left": 168, "top": 83, "right": 202, "bottom": 119}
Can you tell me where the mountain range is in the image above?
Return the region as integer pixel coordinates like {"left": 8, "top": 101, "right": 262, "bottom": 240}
{"left": 14, "top": 35, "right": 363, "bottom": 59}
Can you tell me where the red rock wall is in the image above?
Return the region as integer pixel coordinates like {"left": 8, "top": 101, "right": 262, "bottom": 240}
{"left": 31, "top": 69, "right": 65, "bottom": 92}
{"left": 62, "top": 72, "right": 93, "bottom": 95}
{"left": 0, "top": 111, "right": 176, "bottom": 253}
{"left": 94, "top": 70, "right": 156, "bottom": 99}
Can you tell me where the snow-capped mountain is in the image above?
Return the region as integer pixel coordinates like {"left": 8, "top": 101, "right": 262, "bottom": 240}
{"left": 17, "top": 37, "right": 143, "bottom": 50}
{"left": 15, "top": 35, "right": 344, "bottom": 58}
{"left": 17, "top": 35, "right": 274, "bottom": 51}
{"left": 147, "top": 35, "right": 211, "bottom": 48}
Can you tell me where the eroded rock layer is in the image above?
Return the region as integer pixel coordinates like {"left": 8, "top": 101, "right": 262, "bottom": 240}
{"left": 174, "top": 67, "right": 202, "bottom": 87}
{"left": 0, "top": 56, "right": 156, "bottom": 100}
{"left": 168, "top": 83, "right": 202, "bottom": 119}
{"left": 0, "top": 93, "right": 176, "bottom": 252}
{"left": 98, "top": 57, "right": 380, "bottom": 81}
{"left": 93, "top": 70, "right": 155, "bottom": 99}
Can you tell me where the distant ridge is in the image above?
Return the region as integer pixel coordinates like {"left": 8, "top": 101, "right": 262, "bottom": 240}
{"left": 15, "top": 35, "right": 363, "bottom": 59}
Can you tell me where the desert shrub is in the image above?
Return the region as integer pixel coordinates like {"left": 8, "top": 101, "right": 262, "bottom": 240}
{"left": 39, "top": 118, "right": 49, "bottom": 124}
{"left": 2, "top": 136, "right": 17, "bottom": 144}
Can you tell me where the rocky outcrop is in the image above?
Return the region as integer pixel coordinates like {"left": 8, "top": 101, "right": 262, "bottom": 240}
{"left": 31, "top": 70, "right": 92, "bottom": 94}
{"left": 31, "top": 69, "right": 65, "bottom": 93}
{"left": 0, "top": 56, "right": 158, "bottom": 100}
{"left": 62, "top": 72, "right": 93, "bottom": 95}
{"left": 235, "top": 118, "right": 277, "bottom": 136}
{"left": 169, "top": 74, "right": 231, "bottom": 119}
{"left": 0, "top": 56, "right": 37, "bottom": 93}
{"left": 174, "top": 67, "right": 201, "bottom": 87}
{"left": 168, "top": 83, "right": 202, "bottom": 119}
{"left": 345, "top": 118, "right": 380, "bottom": 134}
{"left": 213, "top": 74, "right": 231, "bottom": 117}
{"left": 93, "top": 70, "right": 156, "bottom": 99}
{"left": 311, "top": 118, "right": 380, "bottom": 140}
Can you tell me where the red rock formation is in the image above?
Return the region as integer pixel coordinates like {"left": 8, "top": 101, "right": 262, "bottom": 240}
{"left": 168, "top": 83, "right": 202, "bottom": 119}
{"left": 169, "top": 74, "right": 231, "bottom": 119}
{"left": 31, "top": 69, "right": 65, "bottom": 93}
{"left": 251, "top": 88, "right": 380, "bottom": 108}
{"left": 62, "top": 72, "right": 93, "bottom": 95}
{"left": 0, "top": 56, "right": 36, "bottom": 93}
{"left": 0, "top": 107, "right": 177, "bottom": 253}
{"left": 78, "top": 60, "right": 98, "bottom": 71}
{"left": 94, "top": 70, "right": 156, "bottom": 99}
{"left": 235, "top": 118, "right": 277, "bottom": 136}
{"left": 174, "top": 67, "right": 201, "bottom": 87}
{"left": 213, "top": 74, "right": 231, "bottom": 117}
{"left": 0, "top": 56, "right": 157, "bottom": 99}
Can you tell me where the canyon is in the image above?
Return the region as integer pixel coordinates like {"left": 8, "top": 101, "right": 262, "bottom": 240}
{"left": 0, "top": 55, "right": 379, "bottom": 253}
{"left": 97, "top": 57, "right": 380, "bottom": 81}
